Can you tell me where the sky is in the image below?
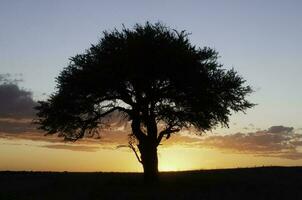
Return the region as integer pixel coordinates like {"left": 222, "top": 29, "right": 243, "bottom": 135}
{"left": 0, "top": 0, "right": 302, "bottom": 172}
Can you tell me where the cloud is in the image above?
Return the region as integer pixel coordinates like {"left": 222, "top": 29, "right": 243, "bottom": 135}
{"left": 164, "top": 125, "right": 302, "bottom": 160}
{"left": 1, "top": 118, "right": 302, "bottom": 159}
{"left": 0, "top": 73, "right": 23, "bottom": 84}
{"left": 0, "top": 127, "right": 131, "bottom": 152}
{"left": 0, "top": 118, "right": 36, "bottom": 133}
{"left": 41, "top": 144, "right": 101, "bottom": 152}
{"left": 267, "top": 125, "right": 294, "bottom": 133}
{"left": 0, "top": 74, "right": 42, "bottom": 141}
{"left": 0, "top": 74, "right": 37, "bottom": 118}
{"left": 0, "top": 138, "right": 102, "bottom": 152}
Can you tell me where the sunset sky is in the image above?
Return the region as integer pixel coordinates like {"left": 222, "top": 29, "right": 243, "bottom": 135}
{"left": 1, "top": 0, "right": 302, "bottom": 172}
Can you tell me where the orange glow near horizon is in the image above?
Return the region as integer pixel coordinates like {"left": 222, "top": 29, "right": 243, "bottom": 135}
{"left": 1, "top": 138, "right": 302, "bottom": 172}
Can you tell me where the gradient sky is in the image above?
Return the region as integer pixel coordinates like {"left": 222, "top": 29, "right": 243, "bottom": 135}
{"left": 0, "top": 0, "right": 302, "bottom": 172}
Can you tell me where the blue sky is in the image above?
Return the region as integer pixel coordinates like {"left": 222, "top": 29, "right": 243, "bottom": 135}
{"left": 1, "top": 0, "right": 302, "bottom": 130}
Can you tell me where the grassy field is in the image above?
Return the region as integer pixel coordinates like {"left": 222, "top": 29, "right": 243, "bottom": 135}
{"left": 1, "top": 166, "right": 302, "bottom": 200}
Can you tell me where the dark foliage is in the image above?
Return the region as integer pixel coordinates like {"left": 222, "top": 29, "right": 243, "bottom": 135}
{"left": 35, "top": 22, "right": 254, "bottom": 181}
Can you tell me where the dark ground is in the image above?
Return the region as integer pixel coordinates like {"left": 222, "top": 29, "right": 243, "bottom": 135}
{"left": 1, "top": 166, "right": 302, "bottom": 200}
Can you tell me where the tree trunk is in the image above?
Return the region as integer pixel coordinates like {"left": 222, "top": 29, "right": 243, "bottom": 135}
{"left": 138, "top": 140, "right": 158, "bottom": 184}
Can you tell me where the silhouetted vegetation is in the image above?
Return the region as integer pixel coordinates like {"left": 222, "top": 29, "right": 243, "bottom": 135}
{"left": 35, "top": 22, "right": 254, "bottom": 182}
{"left": 1, "top": 167, "right": 301, "bottom": 200}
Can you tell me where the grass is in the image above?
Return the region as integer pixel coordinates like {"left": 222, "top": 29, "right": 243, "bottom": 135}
{"left": 1, "top": 166, "right": 302, "bottom": 200}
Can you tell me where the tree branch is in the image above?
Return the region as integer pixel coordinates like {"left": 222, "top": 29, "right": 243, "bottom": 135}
{"left": 129, "top": 142, "right": 142, "bottom": 164}
{"left": 157, "top": 126, "right": 180, "bottom": 145}
{"left": 97, "top": 106, "right": 131, "bottom": 118}
{"left": 65, "top": 106, "right": 131, "bottom": 142}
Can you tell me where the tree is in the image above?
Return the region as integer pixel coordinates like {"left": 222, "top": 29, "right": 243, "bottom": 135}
{"left": 35, "top": 22, "right": 254, "bottom": 183}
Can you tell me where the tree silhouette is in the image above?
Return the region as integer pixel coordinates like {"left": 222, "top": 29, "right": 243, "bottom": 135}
{"left": 35, "top": 22, "right": 254, "bottom": 183}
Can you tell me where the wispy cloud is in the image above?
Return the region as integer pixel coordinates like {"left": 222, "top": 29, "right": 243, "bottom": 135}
{"left": 1, "top": 114, "right": 302, "bottom": 158}
{"left": 0, "top": 118, "right": 36, "bottom": 134}
{"left": 163, "top": 125, "right": 302, "bottom": 160}
{"left": 41, "top": 144, "right": 101, "bottom": 152}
